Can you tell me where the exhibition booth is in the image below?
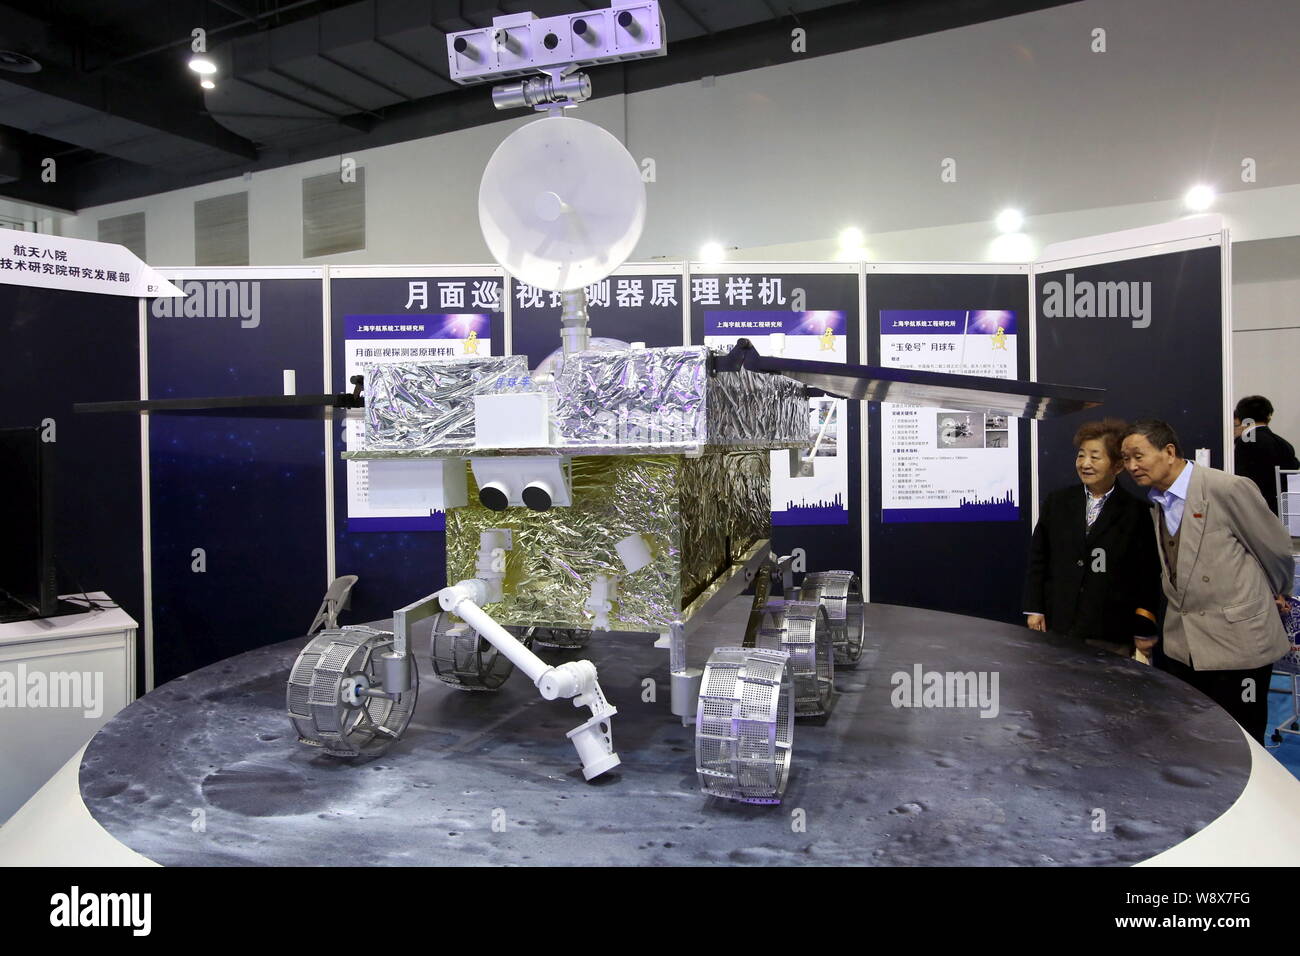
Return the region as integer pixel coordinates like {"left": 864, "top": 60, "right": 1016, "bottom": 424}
{"left": 3, "top": 212, "right": 1298, "bottom": 867}
{"left": 2, "top": 0, "right": 1299, "bottom": 873}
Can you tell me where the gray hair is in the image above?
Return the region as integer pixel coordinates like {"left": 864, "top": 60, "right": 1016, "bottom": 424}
{"left": 1123, "top": 418, "right": 1182, "bottom": 458}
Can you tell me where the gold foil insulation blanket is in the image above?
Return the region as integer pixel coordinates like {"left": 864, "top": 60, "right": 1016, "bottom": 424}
{"left": 446, "top": 451, "right": 769, "bottom": 632}
{"left": 679, "top": 451, "right": 771, "bottom": 606}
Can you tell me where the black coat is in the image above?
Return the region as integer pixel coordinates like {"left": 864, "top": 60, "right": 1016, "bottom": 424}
{"left": 1234, "top": 426, "right": 1298, "bottom": 516}
{"left": 1022, "top": 484, "right": 1162, "bottom": 644}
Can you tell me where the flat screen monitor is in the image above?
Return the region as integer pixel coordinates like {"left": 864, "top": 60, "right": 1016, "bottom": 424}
{"left": 0, "top": 426, "right": 60, "bottom": 622}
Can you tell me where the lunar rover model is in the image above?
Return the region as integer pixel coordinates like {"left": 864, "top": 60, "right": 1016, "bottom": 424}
{"left": 282, "top": 3, "right": 1101, "bottom": 805}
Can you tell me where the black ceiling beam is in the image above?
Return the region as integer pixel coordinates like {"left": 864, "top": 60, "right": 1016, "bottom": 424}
{"left": 86, "top": 0, "right": 342, "bottom": 73}
{"left": 372, "top": 35, "right": 453, "bottom": 83}
{"left": 0, "top": 123, "right": 84, "bottom": 211}
{"left": 265, "top": 64, "right": 384, "bottom": 118}
{"left": 0, "top": 0, "right": 264, "bottom": 166}
{"left": 210, "top": 0, "right": 262, "bottom": 24}
{"left": 231, "top": 74, "right": 376, "bottom": 132}
{"left": 8, "top": 0, "right": 1080, "bottom": 209}
{"left": 0, "top": 65, "right": 260, "bottom": 161}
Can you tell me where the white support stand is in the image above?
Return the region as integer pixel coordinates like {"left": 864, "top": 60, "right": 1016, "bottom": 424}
{"left": 438, "top": 578, "right": 621, "bottom": 779}
{"left": 584, "top": 573, "right": 620, "bottom": 630}
{"left": 665, "top": 619, "right": 701, "bottom": 726}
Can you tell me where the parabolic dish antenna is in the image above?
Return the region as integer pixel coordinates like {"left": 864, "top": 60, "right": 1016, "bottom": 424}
{"left": 478, "top": 115, "right": 646, "bottom": 293}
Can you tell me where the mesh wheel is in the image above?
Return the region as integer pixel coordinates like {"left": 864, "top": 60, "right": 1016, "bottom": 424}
{"left": 531, "top": 627, "right": 591, "bottom": 649}
{"left": 286, "top": 625, "right": 418, "bottom": 758}
{"left": 695, "top": 646, "right": 795, "bottom": 804}
{"left": 800, "top": 571, "right": 865, "bottom": 666}
{"left": 756, "top": 600, "right": 834, "bottom": 717}
{"left": 430, "top": 613, "right": 526, "bottom": 691}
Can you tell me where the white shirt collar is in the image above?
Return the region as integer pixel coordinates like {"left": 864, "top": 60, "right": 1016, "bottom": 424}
{"left": 1165, "top": 460, "right": 1193, "bottom": 501}
{"left": 1086, "top": 483, "right": 1117, "bottom": 502}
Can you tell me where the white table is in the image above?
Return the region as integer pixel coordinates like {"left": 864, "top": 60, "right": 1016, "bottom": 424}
{"left": 0, "top": 593, "right": 137, "bottom": 826}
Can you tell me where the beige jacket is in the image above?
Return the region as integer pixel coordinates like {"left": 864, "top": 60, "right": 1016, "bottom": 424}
{"left": 1152, "top": 464, "right": 1294, "bottom": 670}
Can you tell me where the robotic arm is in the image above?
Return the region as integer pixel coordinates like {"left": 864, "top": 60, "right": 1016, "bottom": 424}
{"left": 438, "top": 578, "right": 621, "bottom": 780}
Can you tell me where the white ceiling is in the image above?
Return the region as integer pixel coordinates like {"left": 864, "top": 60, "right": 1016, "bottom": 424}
{"left": 628, "top": 0, "right": 1300, "bottom": 253}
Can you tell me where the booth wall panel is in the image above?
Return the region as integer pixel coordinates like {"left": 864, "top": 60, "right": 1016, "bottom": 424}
{"left": 689, "top": 269, "right": 863, "bottom": 581}
{"left": 865, "top": 272, "right": 1032, "bottom": 623}
{"left": 1035, "top": 246, "right": 1225, "bottom": 493}
{"left": 0, "top": 285, "right": 144, "bottom": 681}
{"left": 146, "top": 276, "right": 326, "bottom": 684}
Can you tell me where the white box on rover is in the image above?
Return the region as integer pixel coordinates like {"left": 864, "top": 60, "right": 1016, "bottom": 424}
{"left": 473, "top": 391, "right": 553, "bottom": 448}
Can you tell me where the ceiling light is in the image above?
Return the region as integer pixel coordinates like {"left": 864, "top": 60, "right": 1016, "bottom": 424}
{"left": 188, "top": 55, "right": 218, "bottom": 76}
{"left": 699, "top": 241, "right": 725, "bottom": 263}
{"left": 995, "top": 208, "right": 1024, "bottom": 234}
{"left": 838, "top": 226, "right": 865, "bottom": 249}
{"left": 1184, "top": 184, "right": 1215, "bottom": 211}
{"left": 200, "top": 79, "right": 215, "bottom": 90}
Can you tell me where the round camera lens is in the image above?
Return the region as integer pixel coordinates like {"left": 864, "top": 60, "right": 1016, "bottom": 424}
{"left": 522, "top": 485, "right": 553, "bottom": 511}
{"left": 480, "top": 486, "right": 509, "bottom": 511}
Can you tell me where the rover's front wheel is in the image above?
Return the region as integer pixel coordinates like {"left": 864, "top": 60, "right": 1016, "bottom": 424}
{"left": 695, "top": 646, "right": 795, "bottom": 804}
{"left": 286, "top": 626, "right": 418, "bottom": 757}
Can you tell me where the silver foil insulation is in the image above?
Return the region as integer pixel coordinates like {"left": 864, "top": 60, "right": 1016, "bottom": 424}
{"left": 361, "top": 354, "right": 529, "bottom": 451}
{"left": 355, "top": 346, "right": 808, "bottom": 456}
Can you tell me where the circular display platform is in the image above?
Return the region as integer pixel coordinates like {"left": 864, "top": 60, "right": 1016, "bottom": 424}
{"left": 80, "top": 601, "right": 1249, "bottom": 866}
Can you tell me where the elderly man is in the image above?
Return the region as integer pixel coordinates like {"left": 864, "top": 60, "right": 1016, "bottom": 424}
{"left": 1121, "top": 419, "right": 1294, "bottom": 743}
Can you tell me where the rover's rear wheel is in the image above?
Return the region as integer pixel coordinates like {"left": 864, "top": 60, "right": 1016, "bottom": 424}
{"left": 756, "top": 599, "right": 835, "bottom": 717}
{"left": 800, "top": 570, "right": 866, "bottom": 667}
{"left": 531, "top": 626, "right": 591, "bottom": 649}
{"left": 430, "top": 613, "right": 527, "bottom": 691}
{"left": 286, "top": 626, "right": 418, "bottom": 757}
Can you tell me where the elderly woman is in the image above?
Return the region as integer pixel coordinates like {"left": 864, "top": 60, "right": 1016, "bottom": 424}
{"left": 1023, "top": 419, "right": 1161, "bottom": 659}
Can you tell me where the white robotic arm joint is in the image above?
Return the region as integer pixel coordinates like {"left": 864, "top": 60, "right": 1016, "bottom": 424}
{"left": 437, "top": 579, "right": 621, "bottom": 780}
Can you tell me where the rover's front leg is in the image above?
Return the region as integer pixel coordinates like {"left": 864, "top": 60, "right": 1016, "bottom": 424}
{"left": 437, "top": 578, "right": 621, "bottom": 780}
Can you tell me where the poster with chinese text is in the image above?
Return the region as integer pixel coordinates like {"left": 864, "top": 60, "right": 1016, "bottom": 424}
{"left": 879, "top": 309, "right": 1019, "bottom": 522}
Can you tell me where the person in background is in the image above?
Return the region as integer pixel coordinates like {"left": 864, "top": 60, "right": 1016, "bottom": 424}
{"left": 1122, "top": 418, "right": 1294, "bottom": 743}
{"left": 1233, "top": 395, "right": 1298, "bottom": 516}
{"left": 1023, "top": 419, "right": 1161, "bottom": 659}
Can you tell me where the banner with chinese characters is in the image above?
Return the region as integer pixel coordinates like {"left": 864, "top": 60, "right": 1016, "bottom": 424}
{"left": 510, "top": 266, "right": 685, "bottom": 369}
{"left": 689, "top": 268, "right": 862, "bottom": 580}
{"left": 0, "top": 227, "right": 182, "bottom": 298}
{"left": 863, "top": 268, "right": 1031, "bottom": 623}
{"left": 879, "top": 309, "right": 1020, "bottom": 522}
{"left": 328, "top": 271, "right": 506, "bottom": 626}
{"left": 343, "top": 311, "right": 495, "bottom": 532}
